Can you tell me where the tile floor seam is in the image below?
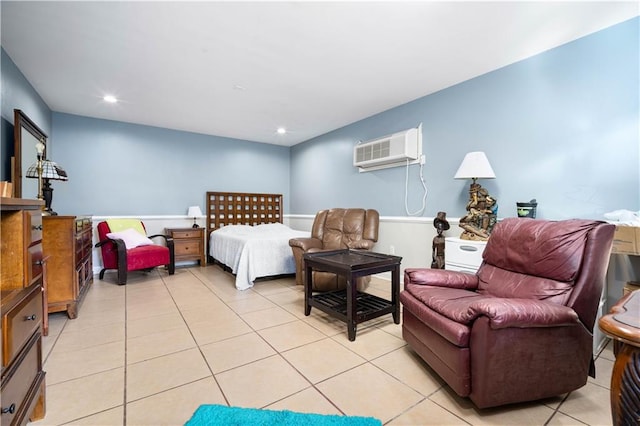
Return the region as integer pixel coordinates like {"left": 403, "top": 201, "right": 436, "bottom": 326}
{"left": 424, "top": 397, "right": 474, "bottom": 426}
{"left": 188, "top": 268, "right": 282, "bottom": 324}
{"left": 165, "top": 269, "right": 238, "bottom": 407}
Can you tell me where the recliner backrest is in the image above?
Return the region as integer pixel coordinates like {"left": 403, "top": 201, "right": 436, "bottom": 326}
{"left": 478, "top": 218, "right": 614, "bottom": 331}
{"left": 311, "top": 208, "right": 379, "bottom": 250}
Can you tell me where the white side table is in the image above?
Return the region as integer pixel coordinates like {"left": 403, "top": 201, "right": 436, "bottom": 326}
{"left": 445, "top": 237, "right": 487, "bottom": 273}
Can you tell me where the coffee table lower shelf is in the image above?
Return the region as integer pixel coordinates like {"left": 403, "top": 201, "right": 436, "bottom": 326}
{"left": 309, "top": 289, "right": 395, "bottom": 324}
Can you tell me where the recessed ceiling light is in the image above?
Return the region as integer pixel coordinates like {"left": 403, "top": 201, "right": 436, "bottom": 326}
{"left": 277, "top": 127, "right": 287, "bottom": 135}
{"left": 103, "top": 95, "right": 118, "bottom": 103}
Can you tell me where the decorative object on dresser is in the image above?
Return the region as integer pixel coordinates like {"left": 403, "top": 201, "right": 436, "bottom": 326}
{"left": 1, "top": 197, "right": 47, "bottom": 424}
{"left": 516, "top": 198, "right": 537, "bottom": 218}
{"left": 401, "top": 218, "right": 615, "bottom": 409}
{"left": 431, "top": 211, "right": 449, "bottom": 269}
{"left": 454, "top": 151, "right": 497, "bottom": 241}
{"left": 165, "top": 227, "right": 205, "bottom": 266}
{"left": 42, "top": 216, "right": 93, "bottom": 318}
{"left": 95, "top": 219, "right": 175, "bottom": 285}
{"left": 26, "top": 159, "right": 68, "bottom": 216}
{"left": 187, "top": 205, "right": 203, "bottom": 228}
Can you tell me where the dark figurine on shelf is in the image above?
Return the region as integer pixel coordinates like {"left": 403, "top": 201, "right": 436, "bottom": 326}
{"left": 431, "top": 211, "right": 450, "bottom": 269}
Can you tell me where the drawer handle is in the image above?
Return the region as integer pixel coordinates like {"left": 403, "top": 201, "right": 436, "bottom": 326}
{"left": 25, "top": 314, "right": 37, "bottom": 321}
{"left": 460, "top": 246, "right": 479, "bottom": 252}
{"left": 35, "top": 259, "right": 46, "bottom": 266}
{"left": 32, "top": 224, "right": 43, "bottom": 231}
{"left": 1, "top": 403, "right": 16, "bottom": 414}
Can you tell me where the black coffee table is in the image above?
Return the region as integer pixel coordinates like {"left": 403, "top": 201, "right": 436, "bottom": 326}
{"left": 303, "top": 249, "right": 402, "bottom": 341}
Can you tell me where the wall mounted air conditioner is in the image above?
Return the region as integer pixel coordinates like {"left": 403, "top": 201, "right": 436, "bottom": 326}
{"left": 353, "top": 124, "right": 422, "bottom": 172}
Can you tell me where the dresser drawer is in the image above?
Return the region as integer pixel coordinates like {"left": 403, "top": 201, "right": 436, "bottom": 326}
{"left": 0, "top": 332, "right": 43, "bottom": 426}
{"left": 26, "top": 244, "right": 44, "bottom": 287}
{"left": 26, "top": 212, "right": 43, "bottom": 245}
{"left": 2, "top": 285, "right": 42, "bottom": 367}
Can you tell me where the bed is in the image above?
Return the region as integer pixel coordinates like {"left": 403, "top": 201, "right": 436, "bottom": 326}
{"left": 206, "top": 192, "right": 309, "bottom": 290}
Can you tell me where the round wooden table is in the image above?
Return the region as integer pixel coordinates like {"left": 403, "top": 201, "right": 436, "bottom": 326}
{"left": 598, "top": 289, "right": 640, "bottom": 425}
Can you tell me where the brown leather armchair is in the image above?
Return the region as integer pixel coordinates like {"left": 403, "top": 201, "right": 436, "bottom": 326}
{"left": 289, "top": 208, "right": 379, "bottom": 292}
{"left": 400, "top": 218, "right": 615, "bottom": 408}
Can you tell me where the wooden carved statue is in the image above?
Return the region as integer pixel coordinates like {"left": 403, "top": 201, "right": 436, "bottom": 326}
{"left": 459, "top": 183, "right": 497, "bottom": 241}
{"left": 431, "top": 211, "right": 450, "bottom": 269}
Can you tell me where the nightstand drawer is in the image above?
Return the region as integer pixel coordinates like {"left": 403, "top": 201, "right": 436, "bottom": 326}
{"left": 171, "top": 230, "right": 200, "bottom": 239}
{"left": 2, "top": 284, "right": 42, "bottom": 367}
{"left": 174, "top": 240, "right": 200, "bottom": 256}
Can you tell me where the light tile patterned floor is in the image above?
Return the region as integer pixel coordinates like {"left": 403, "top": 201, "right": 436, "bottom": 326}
{"left": 30, "top": 266, "right": 615, "bottom": 425}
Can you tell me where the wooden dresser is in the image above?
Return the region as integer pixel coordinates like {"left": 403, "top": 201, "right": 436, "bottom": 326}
{"left": 43, "top": 216, "right": 93, "bottom": 318}
{"left": 0, "top": 197, "right": 46, "bottom": 425}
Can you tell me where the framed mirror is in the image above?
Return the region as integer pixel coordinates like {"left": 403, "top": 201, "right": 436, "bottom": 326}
{"left": 13, "top": 109, "right": 47, "bottom": 199}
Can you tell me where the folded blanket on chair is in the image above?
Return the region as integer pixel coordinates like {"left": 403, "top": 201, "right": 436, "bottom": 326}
{"left": 106, "top": 218, "right": 146, "bottom": 235}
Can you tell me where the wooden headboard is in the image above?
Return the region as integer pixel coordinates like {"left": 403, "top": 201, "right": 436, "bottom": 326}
{"left": 206, "top": 191, "right": 283, "bottom": 237}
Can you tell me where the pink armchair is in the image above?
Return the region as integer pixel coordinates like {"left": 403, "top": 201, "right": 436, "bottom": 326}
{"left": 400, "top": 218, "right": 615, "bottom": 408}
{"left": 96, "top": 220, "right": 175, "bottom": 285}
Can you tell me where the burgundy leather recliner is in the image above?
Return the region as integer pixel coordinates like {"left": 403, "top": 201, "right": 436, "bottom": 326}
{"left": 400, "top": 218, "right": 615, "bottom": 408}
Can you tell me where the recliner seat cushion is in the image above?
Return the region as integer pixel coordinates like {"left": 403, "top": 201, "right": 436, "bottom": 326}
{"left": 400, "top": 288, "right": 474, "bottom": 347}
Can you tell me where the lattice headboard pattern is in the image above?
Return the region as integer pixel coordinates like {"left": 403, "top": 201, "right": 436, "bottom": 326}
{"left": 206, "top": 191, "right": 283, "bottom": 236}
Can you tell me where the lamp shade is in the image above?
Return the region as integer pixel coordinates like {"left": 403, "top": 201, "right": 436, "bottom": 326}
{"left": 26, "top": 160, "right": 69, "bottom": 181}
{"left": 454, "top": 151, "right": 496, "bottom": 180}
{"left": 187, "top": 206, "right": 203, "bottom": 217}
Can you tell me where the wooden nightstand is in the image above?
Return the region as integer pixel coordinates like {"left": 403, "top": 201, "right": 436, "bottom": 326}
{"left": 165, "top": 227, "right": 205, "bottom": 266}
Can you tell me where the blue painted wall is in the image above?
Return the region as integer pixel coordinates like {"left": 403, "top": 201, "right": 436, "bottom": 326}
{"left": 0, "top": 49, "right": 51, "bottom": 183}
{"left": 51, "top": 113, "right": 291, "bottom": 216}
{"left": 290, "top": 17, "right": 640, "bottom": 220}
{"left": 2, "top": 18, "right": 638, "bottom": 221}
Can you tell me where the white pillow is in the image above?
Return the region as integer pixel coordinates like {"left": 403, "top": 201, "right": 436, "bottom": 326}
{"left": 106, "top": 228, "right": 154, "bottom": 249}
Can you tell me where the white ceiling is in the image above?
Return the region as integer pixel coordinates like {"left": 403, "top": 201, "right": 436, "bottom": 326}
{"left": 2, "top": 1, "right": 638, "bottom": 146}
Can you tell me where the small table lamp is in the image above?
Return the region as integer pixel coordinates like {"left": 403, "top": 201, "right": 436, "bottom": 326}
{"left": 187, "top": 206, "right": 203, "bottom": 228}
{"left": 454, "top": 151, "right": 497, "bottom": 241}
{"left": 26, "top": 159, "right": 68, "bottom": 215}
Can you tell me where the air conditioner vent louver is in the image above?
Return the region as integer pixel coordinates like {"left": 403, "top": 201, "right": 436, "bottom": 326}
{"left": 353, "top": 125, "right": 422, "bottom": 172}
{"left": 356, "top": 139, "right": 391, "bottom": 164}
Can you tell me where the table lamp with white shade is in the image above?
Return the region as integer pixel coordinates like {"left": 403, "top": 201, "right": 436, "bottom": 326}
{"left": 187, "top": 206, "right": 203, "bottom": 228}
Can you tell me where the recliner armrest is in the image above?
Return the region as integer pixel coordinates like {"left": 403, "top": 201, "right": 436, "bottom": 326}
{"left": 289, "top": 237, "right": 323, "bottom": 251}
{"left": 404, "top": 268, "right": 479, "bottom": 290}
{"left": 468, "top": 298, "right": 579, "bottom": 329}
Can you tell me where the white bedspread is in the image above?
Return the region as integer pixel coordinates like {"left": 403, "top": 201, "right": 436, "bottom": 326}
{"left": 209, "top": 223, "right": 309, "bottom": 290}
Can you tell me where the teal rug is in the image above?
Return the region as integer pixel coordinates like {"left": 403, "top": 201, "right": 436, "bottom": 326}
{"left": 185, "top": 404, "right": 382, "bottom": 426}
